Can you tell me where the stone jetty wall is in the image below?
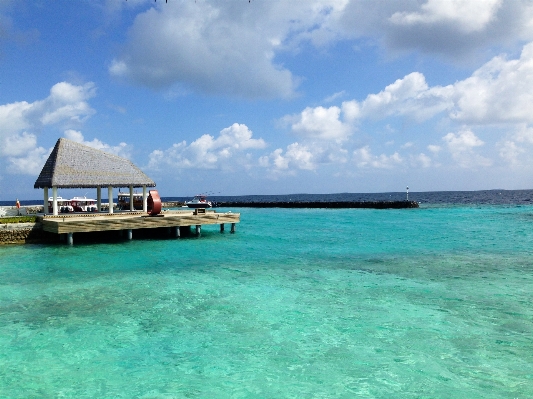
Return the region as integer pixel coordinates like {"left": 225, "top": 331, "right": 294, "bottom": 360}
{"left": 0, "top": 222, "right": 54, "bottom": 245}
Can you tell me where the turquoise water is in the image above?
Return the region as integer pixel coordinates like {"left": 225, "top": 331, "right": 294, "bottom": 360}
{"left": 1, "top": 205, "right": 532, "bottom": 398}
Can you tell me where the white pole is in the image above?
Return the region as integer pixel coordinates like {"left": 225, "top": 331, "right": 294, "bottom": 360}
{"left": 129, "top": 185, "right": 134, "bottom": 211}
{"left": 97, "top": 186, "right": 102, "bottom": 212}
{"left": 108, "top": 186, "right": 113, "bottom": 214}
{"left": 52, "top": 186, "right": 58, "bottom": 216}
{"left": 143, "top": 186, "right": 147, "bottom": 213}
{"left": 406, "top": 186, "right": 409, "bottom": 201}
{"left": 43, "top": 187, "right": 49, "bottom": 215}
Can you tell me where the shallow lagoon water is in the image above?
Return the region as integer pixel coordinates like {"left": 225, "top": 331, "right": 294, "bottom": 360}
{"left": 1, "top": 203, "right": 532, "bottom": 398}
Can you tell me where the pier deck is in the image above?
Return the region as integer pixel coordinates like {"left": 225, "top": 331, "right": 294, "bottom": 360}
{"left": 38, "top": 210, "right": 239, "bottom": 243}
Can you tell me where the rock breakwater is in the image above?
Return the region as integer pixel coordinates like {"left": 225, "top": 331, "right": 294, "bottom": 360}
{"left": 216, "top": 201, "right": 419, "bottom": 209}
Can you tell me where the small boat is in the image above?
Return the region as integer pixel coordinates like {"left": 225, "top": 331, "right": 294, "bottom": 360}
{"left": 185, "top": 195, "right": 212, "bottom": 209}
{"left": 70, "top": 196, "right": 98, "bottom": 212}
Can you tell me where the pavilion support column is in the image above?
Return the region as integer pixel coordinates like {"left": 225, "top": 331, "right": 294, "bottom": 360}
{"left": 143, "top": 186, "right": 147, "bottom": 213}
{"left": 43, "top": 187, "right": 49, "bottom": 215}
{"left": 52, "top": 186, "right": 58, "bottom": 216}
{"left": 67, "top": 232, "right": 73, "bottom": 246}
{"left": 97, "top": 187, "right": 102, "bottom": 213}
{"left": 220, "top": 223, "right": 225, "bottom": 233}
{"left": 127, "top": 229, "right": 132, "bottom": 240}
{"left": 108, "top": 186, "right": 113, "bottom": 214}
{"left": 129, "top": 185, "right": 134, "bottom": 212}
{"left": 175, "top": 226, "right": 181, "bottom": 238}
{"left": 196, "top": 225, "right": 201, "bottom": 236}
{"left": 231, "top": 223, "right": 236, "bottom": 233}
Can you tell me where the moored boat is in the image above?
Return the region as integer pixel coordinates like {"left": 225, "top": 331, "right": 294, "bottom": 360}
{"left": 185, "top": 195, "right": 212, "bottom": 209}
{"left": 117, "top": 191, "right": 144, "bottom": 210}
{"left": 48, "top": 196, "right": 74, "bottom": 213}
{"left": 70, "top": 196, "right": 98, "bottom": 212}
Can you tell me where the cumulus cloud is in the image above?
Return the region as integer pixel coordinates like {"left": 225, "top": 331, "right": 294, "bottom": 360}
{"left": 1, "top": 132, "right": 37, "bottom": 157}
{"left": 284, "top": 40, "right": 533, "bottom": 151}
{"left": 0, "top": 82, "right": 97, "bottom": 175}
{"left": 109, "top": 1, "right": 304, "bottom": 98}
{"left": 259, "top": 143, "right": 316, "bottom": 175}
{"left": 148, "top": 123, "right": 266, "bottom": 171}
{"left": 442, "top": 129, "right": 492, "bottom": 168}
{"left": 411, "top": 153, "right": 432, "bottom": 168}
{"left": 353, "top": 146, "right": 403, "bottom": 169}
{"left": 389, "top": 0, "right": 502, "bottom": 33}
{"left": 7, "top": 146, "right": 50, "bottom": 175}
{"left": 288, "top": 105, "right": 353, "bottom": 142}
{"left": 359, "top": 72, "right": 453, "bottom": 121}
{"left": 338, "top": 0, "right": 533, "bottom": 59}
{"left": 452, "top": 43, "right": 533, "bottom": 123}
{"left": 106, "top": 0, "right": 533, "bottom": 101}
{"left": 498, "top": 140, "right": 524, "bottom": 165}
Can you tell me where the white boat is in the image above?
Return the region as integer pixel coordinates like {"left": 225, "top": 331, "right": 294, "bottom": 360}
{"left": 69, "top": 196, "right": 98, "bottom": 212}
{"left": 48, "top": 196, "right": 74, "bottom": 213}
{"left": 185, "top": 195, "right": 212, "bottom": 209}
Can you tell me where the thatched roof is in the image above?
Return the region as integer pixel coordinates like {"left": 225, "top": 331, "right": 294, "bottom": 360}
{"left": 34, "top": 138, "right": 156, "bottom": 189}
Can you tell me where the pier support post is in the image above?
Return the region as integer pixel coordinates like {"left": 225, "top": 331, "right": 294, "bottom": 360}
{"left": 143, "top": 186, "right": 147, "bottom": 213}
{"left": 108, "top": 186, "right": 114, "bottom": 214}
{"left": 52, "top": 186, "right": 58, "bottom": 216}
{"left": 231, "top": 223, "right": 236, "bottom": 233}
{"left": 196, "top": 225, "right": 201, "bottom": 236}
{"left": 174, "top": 226, "right": 180, "bottom": 238}
{"left": 43, "top": 187, "right": 48, "bottom": 215}
{"left": 97, "top": 186, "right": 102, "bottom": 212}
{"left": 127, "top": 229, "right": 132, "bottom": 240}
{"left": 129, "top": 185, "right": 134, "bottom": 212}
{"left": 220, "top": 223, "right": 224, "bottom": 232}
{"left": 67, "top": 232, "right": 73, "bottom": 245}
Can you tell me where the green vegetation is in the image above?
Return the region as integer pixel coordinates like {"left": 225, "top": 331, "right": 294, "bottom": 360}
{"left": 0, "top": 216, "right": 37, "bottom": 224}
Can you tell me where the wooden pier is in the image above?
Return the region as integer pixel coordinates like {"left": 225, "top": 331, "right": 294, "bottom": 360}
{"left": 38, "top": 209, "right": 240, "bottom": 245}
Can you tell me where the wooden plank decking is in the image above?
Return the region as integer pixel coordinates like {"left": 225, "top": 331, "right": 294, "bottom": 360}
{"left": 39, "top": 210, "right": 240, "bottom": 234}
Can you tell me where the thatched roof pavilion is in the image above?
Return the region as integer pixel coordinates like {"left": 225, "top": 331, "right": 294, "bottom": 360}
{"left": 35, "top": 138, "right": 156, "bottom": 215}
{"left": 35, "top": 138, "right": 155, "bottom": 189}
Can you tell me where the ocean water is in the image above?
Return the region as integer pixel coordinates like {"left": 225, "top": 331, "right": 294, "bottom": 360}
{"left": 1, "top": 192, "right": 532, "bottom": 398}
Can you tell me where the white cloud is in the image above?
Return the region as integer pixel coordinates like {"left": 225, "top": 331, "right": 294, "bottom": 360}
{"left": 1, "top": 132, "right": 37, "bottom": 157}
{"left": 359, "top": 72, "right": 454, "bottom": 121}
{"left": 428, "top": 145, "right": 441, "bottom": 153}
{"left": 442, "top": 129, "right": 492, "bottom": 168}
{"left": 353, "top": 146, "right": 403, "bottom": 169}
{"left": 389, "top": 0, "right": 502, "bottom": 33}
{"left": 148, "top": 123, "right": 266, "bottom": 171}
{"left": 338, "top": 0, "right": 533, "bottom": 59}
{"left": 289, "top": 105, "right": 353, "bottom": 142}
{"left": 7, "top": 146, "right": 50, "bottom": 175}
{"left": 0, "top": 82, "right": 97, "bottom": 176}
{"left": 452, "top": 43, "right": 533, "bottom": 123}
{"left": 498, "top": 140, "right": 524, "bottom": 165}
{"left": 285, "top": 41, "right": 533, "bottom": 147}
{"left": 412, "top": 153, "right": 432, "bottom": 168}
{"left": 109, "top": 1, "right": 307, "bottom": 98}
{"left": 261, "top": 142, "right": 316, "bottom": 174}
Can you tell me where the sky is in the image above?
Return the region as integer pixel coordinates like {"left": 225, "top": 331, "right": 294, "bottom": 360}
{"left": 2, "top": 0, "right": 533, "bottom": 200}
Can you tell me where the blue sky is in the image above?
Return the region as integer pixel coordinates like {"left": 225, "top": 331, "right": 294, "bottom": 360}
{"left": 2, "top": 0, "right": 533, "bottom": 200}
